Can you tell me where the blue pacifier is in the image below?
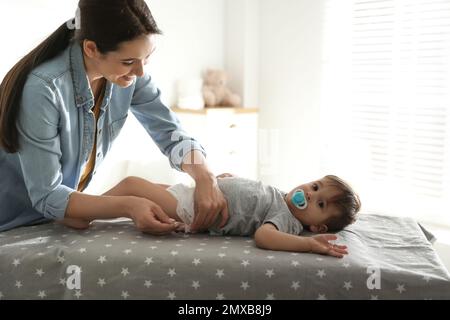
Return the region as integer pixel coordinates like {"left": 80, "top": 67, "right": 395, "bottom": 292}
{"left": 291, "top": 189, "right": 308, "bottom": 210}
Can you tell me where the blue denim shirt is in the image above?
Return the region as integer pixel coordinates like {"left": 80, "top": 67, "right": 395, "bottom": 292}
{"left": 0, "top": 41, "right": 205, "bottom": 232}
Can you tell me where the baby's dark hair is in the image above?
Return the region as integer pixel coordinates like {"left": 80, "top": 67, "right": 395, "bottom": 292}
{"left": 323, "top": 175, "right": 361, "bottom": 231}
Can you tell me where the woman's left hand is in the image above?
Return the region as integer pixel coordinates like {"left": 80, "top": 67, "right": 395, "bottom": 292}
{"left": 190, "top": 175, "right": 229, "bottom": 232}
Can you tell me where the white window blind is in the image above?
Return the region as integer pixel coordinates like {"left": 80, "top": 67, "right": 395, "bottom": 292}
{"left": 321, "top": 0, "right": 450, "bottom": 226}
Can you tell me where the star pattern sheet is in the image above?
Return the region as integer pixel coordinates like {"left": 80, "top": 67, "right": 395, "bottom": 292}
{"left": 0, "top": 213, "right": 449, "bottom": 300}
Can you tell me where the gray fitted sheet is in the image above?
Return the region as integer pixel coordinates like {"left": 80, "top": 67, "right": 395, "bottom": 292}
{"left": 0, "top": 213, "right": 449, "bottom": 300}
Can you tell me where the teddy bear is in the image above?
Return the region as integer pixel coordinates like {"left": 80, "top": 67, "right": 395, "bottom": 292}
{"left": 202, "top": 69, "right": 241, "bottom": 108}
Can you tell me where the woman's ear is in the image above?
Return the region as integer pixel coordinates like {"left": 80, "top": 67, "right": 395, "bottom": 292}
{"left": 83, "top": 40, "right": 100, "bottom": 59}
{"left": 310, "top": 224, "right": 328, "bottom": 233}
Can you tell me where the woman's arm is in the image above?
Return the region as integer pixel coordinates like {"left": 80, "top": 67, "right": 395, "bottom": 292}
{"left": 254, "top": 223, "right": 348, "bottom": 258}
{"left": 65, "top": 192, "right": 179, "bottom": 234}
{"left": 181, "top": 150, "right": 229, "bottom": 232}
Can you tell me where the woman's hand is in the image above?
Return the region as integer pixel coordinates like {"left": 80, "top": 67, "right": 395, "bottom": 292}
{"left": 125, "top": 196, "right": 179, "bottom": 235}
{"left": 308, "top": 234, "right": 348, "bottom": 258}
{"left": 190, "top": 174, "right": 229, "bottom": 233}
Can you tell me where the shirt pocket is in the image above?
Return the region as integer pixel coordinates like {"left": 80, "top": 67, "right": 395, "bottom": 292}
{"left": 108, "top": 114, "right": 129, "bottom": 141}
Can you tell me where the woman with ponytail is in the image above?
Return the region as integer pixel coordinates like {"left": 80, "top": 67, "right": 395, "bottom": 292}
{"left": 0, "top": 0, "right": 229, "bottom": 234}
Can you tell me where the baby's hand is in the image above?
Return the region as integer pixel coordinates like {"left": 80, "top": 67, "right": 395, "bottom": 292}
{"left": 308, "top": 234, "right": 348, "bottom": 258}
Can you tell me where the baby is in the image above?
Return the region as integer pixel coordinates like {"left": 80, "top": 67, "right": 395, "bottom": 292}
{"left": 64, "top": 174, "right": 361, "bottom": 258}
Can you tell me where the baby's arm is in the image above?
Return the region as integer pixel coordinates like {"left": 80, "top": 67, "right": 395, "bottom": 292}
{"left": 254, "top": 223, "right": 348, "bottom": 258}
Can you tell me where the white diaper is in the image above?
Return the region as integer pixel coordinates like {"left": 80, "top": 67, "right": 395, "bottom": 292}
{"left": 167, "top": 183, "right": 196, "bottom": 232}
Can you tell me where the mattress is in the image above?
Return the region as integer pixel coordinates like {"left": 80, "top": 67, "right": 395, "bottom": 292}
{"left": 0, "top": 213, "right": 449, "bottom": 300}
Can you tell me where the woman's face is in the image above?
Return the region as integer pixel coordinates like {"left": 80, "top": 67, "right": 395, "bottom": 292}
{"left": 86, "top": 34, "right": 157, "bottom": 88}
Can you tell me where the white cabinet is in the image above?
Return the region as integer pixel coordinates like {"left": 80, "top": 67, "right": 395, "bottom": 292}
{"left": 171, "top": 107, "right": 259, "bottom": 183}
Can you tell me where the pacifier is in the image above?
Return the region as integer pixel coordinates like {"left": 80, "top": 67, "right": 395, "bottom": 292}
{"left": 291, "top": 189, "right": 308, "bottom": 210}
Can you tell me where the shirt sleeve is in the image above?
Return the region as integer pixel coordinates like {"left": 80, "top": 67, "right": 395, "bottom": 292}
{"left": 264, "top": 212, "right": 303, "bottom": 235}
{"left": 130, "top": 72, "right": 206, "bottom": 171}
{"left": 17, "top": 75, "right": 75, "bottom": 220}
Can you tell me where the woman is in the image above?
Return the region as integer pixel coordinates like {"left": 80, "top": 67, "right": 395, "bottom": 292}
{"left": 0, "top": 0, "right": 229, "bottom": 234}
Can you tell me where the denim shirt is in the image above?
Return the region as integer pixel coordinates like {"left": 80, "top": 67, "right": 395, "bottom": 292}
{"left": 0, "top": 41, "right": 205, "bottom": 232}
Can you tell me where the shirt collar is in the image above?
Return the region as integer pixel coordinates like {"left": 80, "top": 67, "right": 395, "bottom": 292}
{"left": 69, "top": 41, "right": 113, "bottom": 109}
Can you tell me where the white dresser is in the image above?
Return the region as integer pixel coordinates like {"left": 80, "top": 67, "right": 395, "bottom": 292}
{"left": 171, "top": 107, "right": 259, "bottom": 183}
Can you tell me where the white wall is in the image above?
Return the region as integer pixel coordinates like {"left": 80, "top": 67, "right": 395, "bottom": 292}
{"left": 258, "top": 0, "right": 325, "bottom": 190}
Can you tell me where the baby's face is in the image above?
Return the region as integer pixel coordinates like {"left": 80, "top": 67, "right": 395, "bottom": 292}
{"left": 285, "top": 177, "right": 342, "bottom": 231}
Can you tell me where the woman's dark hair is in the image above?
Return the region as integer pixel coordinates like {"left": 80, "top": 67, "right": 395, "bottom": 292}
{"left": 0, "top": 0, "right": 162, "bottom": 153}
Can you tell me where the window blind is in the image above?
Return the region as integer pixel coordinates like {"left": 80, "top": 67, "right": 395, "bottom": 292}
{"left": 321, "top": 0, "right": 450, "bottom": 225}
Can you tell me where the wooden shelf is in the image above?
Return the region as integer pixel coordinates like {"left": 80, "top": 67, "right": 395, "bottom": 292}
{"left": 171, "top": 107, "right": 259, "bottom": 114}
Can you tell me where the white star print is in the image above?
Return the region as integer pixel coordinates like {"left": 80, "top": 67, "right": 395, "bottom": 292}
{"left": 317, "top": 294, "right": 327, "bottom": 300}
{"left": 343, "top": 281, "right": 353, "bottom": 290}
{"left": 78, "top": 248, "right": 86, "bottom": 253}
{"left": 105, "top": 244, "right": 112, "bottom": 247}
{"left": 265, "top": 269, "right": 275, "bottom": 278}
{"left": 241, "top": 260, "right": 250, "bottom": 267}
{"left": 56, "top": 256, "right": 65, "bottom": 263}
{"left": 266, "top": 293, "right": 275, "bottom": 300}
{"left": 216, "top": 293, "right": 225, "bottom": 300}
{"left": 121, "top": 291, "right": 129, "bottom": 299}
{"left": 59, "top": 278, "right": 66, "bottom": 285}
{"left": 170, "top": 250, "right": 178, "bottom": 256}
{"left": 15, "top": 281, "right": 22, "bottom": 288}
{"left": 123, "top": 249, "right": 132, "bottom": 255}
{"left": 266, "top": 255, "right": 274, "bottom": 260}
{"left": 74, "top": 291, "right": 82, "bottom": 299}
{"left": 218, "top": 253, "right": 226, "bottom": 258}
{"left": 423, "top": 275, "right": 431, "bottom": 283}
{"left": 291, "top": 260, "right": 300, "bottom": 267}
{"left": 316, "top": 269, "right": 326, "bottom": 278}
{"left": 291, "top": 281, "right": 300, "bottom": 290}
{"left": 121, "top": 268, "right": 130, "bottom": 276}
{"left": 12, "top": 259, "right": 21, "bottom": 267}
{"left": 396, "top": 284, "right": 406, "bottom": 294}
{"left": 243, "top": 250, "right": 251, "bottom": 254}
{"left": 38, "top": 290, "right": 46, "bottom": 299}
{"left": 192, "top": 281, "right": 200, "bottom": 290}
{"left": 98, "top": 256, "right": 107, "bottom": 263}
{"left": 168, "top": 268, "right": 176, "bottom": 277}
{"left": 342, "top": 262, "right": 350, "bottom": 268}
{"left": 97, "top": 279, "right": 106, "bottom": 287}
{"left": 371, "top": 295, "right": 379, "bottom": 300}
{"left": 0, "top": 292, "right": 3, "bottom": 299}
{"left": 241, "top": 282, "right": 250, "bottom": 290}
{"left": 144, "top": 280, "right": 152, "bottom": 288}
{"left": 35, "top": 269, "right": 45, "bottom": 277}
{"left": 196, "top": 248, "right": 204, "bottom": 252}
{"left": 192, "top": 258, "right": 201, "bottom": 266}
{"left": 216, "top": 269, "right": 225, "bottom": 278}
{"left": 145, "top": 257, "right": 154, "bottom": 265}
{"left": 149, "top": 246, "right": 158, "bottom": 250}
{"left": 168, "top": 292, "right": 176, "bottom": 300}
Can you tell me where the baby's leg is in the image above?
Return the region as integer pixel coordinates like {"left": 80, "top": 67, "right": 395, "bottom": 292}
{"left": 102, "top": 176, "right": 181, "bottom": 222}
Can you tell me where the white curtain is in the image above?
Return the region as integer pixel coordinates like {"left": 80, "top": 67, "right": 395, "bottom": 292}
{"left": 321, "top": 0, "right": 450, "bottom": 226}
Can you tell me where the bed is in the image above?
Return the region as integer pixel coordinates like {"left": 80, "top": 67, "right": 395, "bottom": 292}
{"left": 0, "top": 213, "right": 449, "bottom": 300}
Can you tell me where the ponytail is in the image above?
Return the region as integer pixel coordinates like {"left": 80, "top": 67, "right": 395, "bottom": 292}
{"left": 0, "top": 21, "right": 74, "bottom": 153}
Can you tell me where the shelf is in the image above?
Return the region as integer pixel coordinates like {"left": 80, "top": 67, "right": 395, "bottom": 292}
{"left": 171, "top": 107, "right": 259, "bottom": 115}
